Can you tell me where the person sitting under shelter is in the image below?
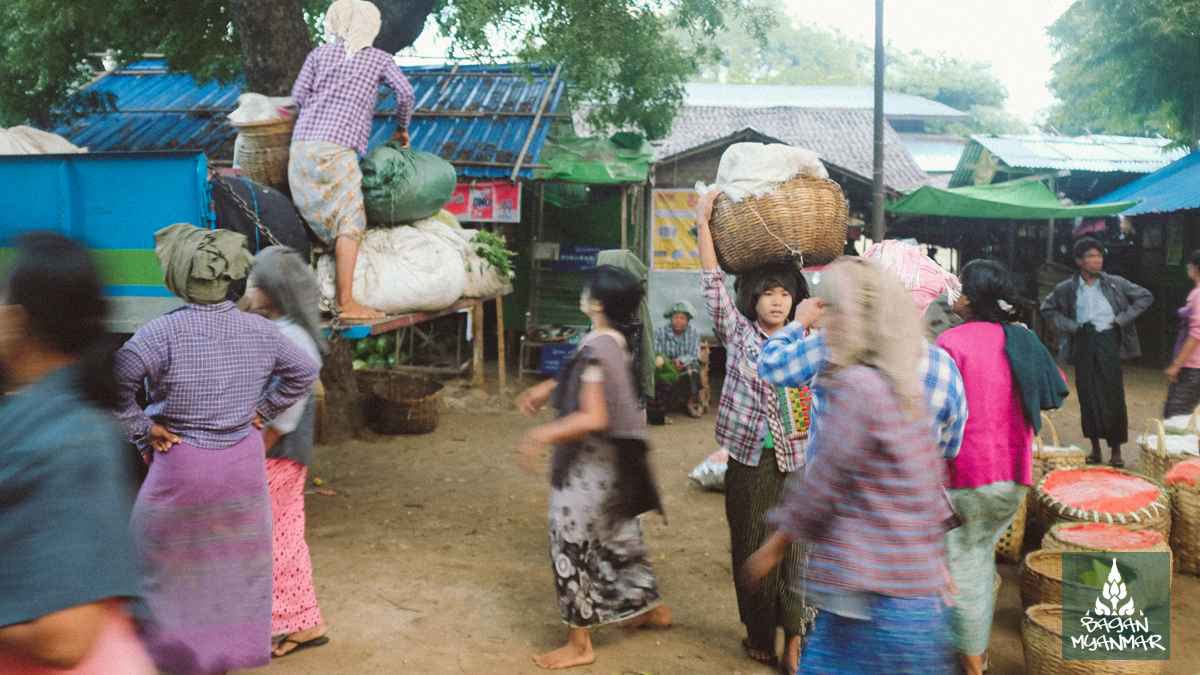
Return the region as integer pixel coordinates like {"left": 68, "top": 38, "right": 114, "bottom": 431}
{"left": 654, "top": 301, "right": 704, "bottom": 418}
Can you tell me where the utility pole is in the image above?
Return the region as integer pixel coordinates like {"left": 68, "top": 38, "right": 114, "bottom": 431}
{"left": 871, "top": 0, "right": 886, "bottom": 242}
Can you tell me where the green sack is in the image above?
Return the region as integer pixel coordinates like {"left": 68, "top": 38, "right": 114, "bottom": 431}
{"left": 361, "top": 142, "right": 458, "bottom": 226}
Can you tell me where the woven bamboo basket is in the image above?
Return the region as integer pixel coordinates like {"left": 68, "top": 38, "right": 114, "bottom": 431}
{"left": 1139, "top": 418, "right": 1200, "bottom": 483}
{"left": 1024, "top": 414, "right": 1088, "bottom": 545}
{"left": 1022, "top": 604, "right": 1165, "bottom": 675}
{"left": 1042, "top": 522, "right": 1171, "bottom": 554}
{"left": 709, "top": 176, "right": 847, "bottom": 273}
{"left": 1166, "top": 458, "right": 1200, "bottom": 575}
{"left": 231, "top": 116, "right": 296, "bottom": 195}
{"left": 1019, "top": 549, "right": 1169, "bottom": 610}
{"left": 996, "top": 497, "right": 1028, "bottom": 563}
{"left": 356, "top": 370, "right": 444, "bottom": 435}
{"left": 1033, "top": 467, "right": 1172, "bottom": 542}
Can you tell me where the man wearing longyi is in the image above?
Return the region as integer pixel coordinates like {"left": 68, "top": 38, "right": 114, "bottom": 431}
{"left": 289, "top": 0, "right": 415, "bottom": 320}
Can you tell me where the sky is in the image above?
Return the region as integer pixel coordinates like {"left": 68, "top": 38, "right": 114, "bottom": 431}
{"left": 783, "top": 0, "right": 1078, "bottom": 122}
{"left": 398, "top": 0, "right": 1079, "bottom": 125}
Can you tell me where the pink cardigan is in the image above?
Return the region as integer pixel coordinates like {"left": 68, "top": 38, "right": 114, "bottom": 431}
{"left": 936, "top": 322, "right": 1033, "bottom": 489}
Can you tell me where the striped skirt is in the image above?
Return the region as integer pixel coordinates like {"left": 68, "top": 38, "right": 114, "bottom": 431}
{"left": 802, "top": 595, "right": 954, "bottom": 675}
{"left": 131, "top": 433, "right": 273, "bottom": 675}
{"left": 267, "top": 457, "right": 323, "bottom": 636}
{"left": 725, "top": 448, "right": 813, "bottom": 649}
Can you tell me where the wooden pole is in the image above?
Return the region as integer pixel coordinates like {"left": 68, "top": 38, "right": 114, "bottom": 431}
{"left": 1046, "top": 175, "right": 1057, "bottom": 263}
{"left": 496, "top": 296, "right": 506, "bottom": 393}
{"left": 871, "top": 0, "right": 886, "bottom": 242}
{"left": 471, "top": 302, "right": 485, "bottom": 390}
{"left": 621, "top": 185, "right": 628, "bottom": 249}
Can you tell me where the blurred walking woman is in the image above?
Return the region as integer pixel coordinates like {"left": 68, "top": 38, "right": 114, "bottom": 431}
{"left": 115, "top": 224, "right": 320, "bottom": 675}
{"left": 241, "top": 247, "right": 330, "bottom": 657}
{"left": 695, "top": 190, "right": 812, "bottom": 674}
{"left": 747, "top": 257, "right": 956, "bottom": 675}
{"left": 935, "top": 260, "right": 1066, "bottom": 675}
{"left": 0, "top": 234, "right": 155, "bottom": 675}
{"left": 516, "top": 265, "right": 670, "bottom": 670}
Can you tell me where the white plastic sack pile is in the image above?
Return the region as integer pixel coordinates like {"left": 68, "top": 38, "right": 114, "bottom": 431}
{"left": 688, "top": 449, "right": 729, "bottom": 491}
{"left": 0, "top": 126, "right": 85, "bottom": 155}
{"left": 318, "top": 219, "right": 467, "bottom": 314}
{"left": 409, "top": 212, "right": 510, "bottom": 298}
{"left": 1164, "top": 414, "right": 1198, "bottom": 434}
{"left": 696, "top": 142, "right": 828, "bottom": 203}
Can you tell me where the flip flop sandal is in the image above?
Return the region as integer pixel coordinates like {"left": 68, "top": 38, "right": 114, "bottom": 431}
{"left": 272, "top": 634, "right": 329, "bottom": 658}
{"left": 741, "top": 638, "right": 779, "bottom": 668}
{"left": 1110, "top": 458, "right": 1125, "bottom": 469}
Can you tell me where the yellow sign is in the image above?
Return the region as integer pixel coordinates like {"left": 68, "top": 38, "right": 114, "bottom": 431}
{"left": 651, "top": 190, "right": 701, "bottom": 271}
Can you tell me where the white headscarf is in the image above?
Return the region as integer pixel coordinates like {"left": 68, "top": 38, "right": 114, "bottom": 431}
{"left": 324, "top": 0, "right": 382, "bottom": 60}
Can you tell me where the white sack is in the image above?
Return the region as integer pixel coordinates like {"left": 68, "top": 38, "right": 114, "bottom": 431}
{"left": 699, "top": 142, "right": 828, "bottom": 203}
{"left": 1138, "top": 433, "right": 1200, "bottom": 455}
{"left": 227, "top": 93, "right": 295, "bottom": 124}
{"left": 318, "top": 224, "right": 467, "bottom": 314}
{"left": 413, "top": 217, "right": 509, "bottom": 299}
{"left": 0, "top": 126, "right": 85, "bottom": 155}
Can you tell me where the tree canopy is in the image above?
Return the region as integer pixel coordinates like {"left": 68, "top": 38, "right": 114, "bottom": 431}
{"left": 0, "top": 0, "right": 772, "bottom": 139}
{"left": 1047, "top": 0, "right": 1200, "bottom": 149}
{"left": 689, "top": 3, "right": 1027, "bottom": 135}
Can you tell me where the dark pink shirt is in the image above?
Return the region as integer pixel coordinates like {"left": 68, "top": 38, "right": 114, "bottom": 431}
{"left": 936, "top": 322, "right": 1033, "bottom": 489}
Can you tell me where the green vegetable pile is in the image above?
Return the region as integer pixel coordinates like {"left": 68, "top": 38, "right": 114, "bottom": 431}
{"left": 350, "top": 332, "right": 402, "bottom": 371}
{"left": 468, "top": 230, "right": 516, "bottom": 278}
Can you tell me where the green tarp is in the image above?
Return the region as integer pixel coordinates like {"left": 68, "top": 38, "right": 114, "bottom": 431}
{"left": 535, "top": 132, "right": 653, "bottom": 184}
{"left": 885, "top": 179, "right": 1136, "bottom": 219}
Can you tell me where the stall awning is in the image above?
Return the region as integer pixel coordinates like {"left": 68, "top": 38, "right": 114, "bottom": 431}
{"left": 885, "top": 179, "right": 1136, "bottom": 219}
{"left": 534, "top": 132, "right": 652, "bottom": 184}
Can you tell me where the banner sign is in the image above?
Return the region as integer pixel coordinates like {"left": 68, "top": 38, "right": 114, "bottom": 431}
{"left": 445, "top": 182, "right": 522, "bottom": 222}
{"left": 552, "top": 243, "right": 620, "bottom": 272}
{"left": 651, "top": 189, "right": 701, "bottom": 271}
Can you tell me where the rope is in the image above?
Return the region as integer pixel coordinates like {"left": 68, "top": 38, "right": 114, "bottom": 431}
{"left": 743, "top": 202, "right": 805, "bottom": 268}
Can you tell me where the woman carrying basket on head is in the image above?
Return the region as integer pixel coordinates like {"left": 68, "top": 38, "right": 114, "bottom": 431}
{"left": 696, "top": 190, "right": 814, "bottom": 674}
{"left": 935, "top": 260, "right": 1067, "bottom": 675}
{"left": 289, "top": 0, "right": 415, "bottom": 320}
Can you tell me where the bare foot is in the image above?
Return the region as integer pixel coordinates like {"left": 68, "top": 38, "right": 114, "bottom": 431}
{"left": 533, "top": 627, "right": 594, "bottom": 670}
{"left": 335, "top": 299, "right": 385, "bottom": 320}
{"left": 617, "top": 603, "right": 673, "bottom": 629}
{"left": 781, "top": 632, "right": 800, "bottom": 675}
{"left": 273, "top": 623, "right": 328, "bottom": 657}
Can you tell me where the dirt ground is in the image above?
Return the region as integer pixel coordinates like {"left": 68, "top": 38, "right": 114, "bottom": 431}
{"left": 248, "top": 363, "right": 1200, "bottom": 675}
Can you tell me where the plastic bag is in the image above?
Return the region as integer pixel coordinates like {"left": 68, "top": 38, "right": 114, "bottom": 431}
{"left": 688, "top": 449, "right": 729, "bottom": 491}
{"left": 361, "top": 142, "right": 458, "bottom": 226}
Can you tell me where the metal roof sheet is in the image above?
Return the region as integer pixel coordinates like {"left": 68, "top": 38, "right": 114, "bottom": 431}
{"left": 684, "top": 84, "right": 969, "bottom": 120}
{"left": 44, "top": 61, "right": 566, "bottom": 179}
{"left": 1092, "top": 151, "right": 1200, "bottom": 215}
{"left": 968, "top": 134, "right": 1186, "bottom": 173}
{"left": 897, "top": 133, "right": 968, "bottom": 174}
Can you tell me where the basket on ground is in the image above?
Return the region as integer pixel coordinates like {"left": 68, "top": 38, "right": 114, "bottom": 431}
{"left": 1022, "top": 414, "right": 1088, "bottom": 546}
{"left": 1033, "top": 467, "right": 1171, "bottom": 541}
{"left": 1019, "top": 549, "right": 1169, "bottom": 611}
{"left": 1138, "top": 418, "right": 1200, "bottom": 482}
{"left": 1166, "top": 458, "right": 1200, "bottom": 575}
{"left": 709, "top": 176, "right": 846, "bottom": 273}
{"left": 996, "top": 497, "right": 1028, "bottom": 563}
{"left": 1022, "top": 604, "right": 1164, "bottom": 675}
{"left": 1042, "top": 522, "right": 1170, "bottom": 554}
{"left": 355, "top": 370, "right": 444, "bottom": 434}
{"left": 230, "top": 116, "right": 296, "bottom": 194}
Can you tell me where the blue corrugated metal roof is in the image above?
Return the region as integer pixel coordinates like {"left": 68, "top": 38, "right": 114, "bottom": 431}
{"left": 44, "top": 61, "right": 566, "bottom": 179}
{"left": 1092, "top": 151, "right": 1200, "bottom": 215}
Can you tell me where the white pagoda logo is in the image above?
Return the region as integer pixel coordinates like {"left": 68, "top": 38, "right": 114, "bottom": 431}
{"left": 1093, "top": 557, "right": 1135, "bottom": 616}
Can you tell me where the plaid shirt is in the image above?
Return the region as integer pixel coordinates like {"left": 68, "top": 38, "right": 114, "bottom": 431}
{"left": 769, "top": 366, "right": 952, "bottom": 598}
{"left": 114, "top": 303, "right": 320, "bottom": 450}
{"left": 758, "top": 324, "right": 967, "bottom": 461}
{"left": 654, "top": 322, "right": 701, "bottom": 366}
{"left": 701, "top": 268, "right": 807, "bottom": 470}
{"left": 291, "top": 41, "right": 414, "bottom": 156}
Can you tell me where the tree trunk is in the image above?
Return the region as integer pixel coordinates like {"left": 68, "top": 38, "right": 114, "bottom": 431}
{"left": 229, "top": 0, "right": 313, "bottom": 96}
{"left": 320, "top": 335, "right": 363, "bottom": 444}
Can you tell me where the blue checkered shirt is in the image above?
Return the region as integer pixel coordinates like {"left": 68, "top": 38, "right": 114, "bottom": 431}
{"left": 654, "top": 322, "right": 701, "bottom": 367}
{"left": 758, "top": 323, "right": 967, "bottom": 461}
{"left": 291, "top": 41, "right": 415, "bottom": 156}
{"left": 114, "top": 302, "right": 321, "bottom": 450}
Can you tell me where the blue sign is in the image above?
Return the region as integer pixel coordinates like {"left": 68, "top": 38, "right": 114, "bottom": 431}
{"left": 552, "top": 244, "right": 620, "bottom": 272}
{"left": 540, "top": 343, "right": 577, "bottom": 374}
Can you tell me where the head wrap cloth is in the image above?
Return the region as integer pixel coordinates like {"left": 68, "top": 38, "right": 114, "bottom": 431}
{"left": 155, "top": 223, "right": 254, "bottom": 305}
{"left": 862, "top": 240, "right": 961, "bottom": 316}
{"left": 663, "top": 301, "right": 696, "bottom": 320}
{"left": 325, "top": 0, "right": 382, "bottom": 60}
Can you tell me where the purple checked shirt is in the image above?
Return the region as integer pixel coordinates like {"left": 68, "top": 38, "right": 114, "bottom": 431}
{"left": 114, "top": 303, "right": 320, "bottom": 450}
{"left": 291, "top": 41, "right": 415, "bottom": 156}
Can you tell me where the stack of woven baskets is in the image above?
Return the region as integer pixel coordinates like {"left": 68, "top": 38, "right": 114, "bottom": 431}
{"left": 229, "top": 115, "right": 297, "bottom": 195}
{"left": 1138, "top": 412, "right": 1200, "bottom": 482}
{"left": 1166, "top": 457, "right": 1200, "bottom": 576}
{"left": 709, "top": 176, "right": 847, "bottom": 272}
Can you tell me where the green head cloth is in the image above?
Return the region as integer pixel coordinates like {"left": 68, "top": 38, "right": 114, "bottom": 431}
{"left": 155, "top": 223, "right": 254, "bottom": 305}
{"left": 663, "top": 300, "right": 696, "bottom": 320}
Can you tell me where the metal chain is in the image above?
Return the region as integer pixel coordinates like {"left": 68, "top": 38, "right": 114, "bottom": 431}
{"left": 208, "top": 168, "right": 284, "bottom": 248}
